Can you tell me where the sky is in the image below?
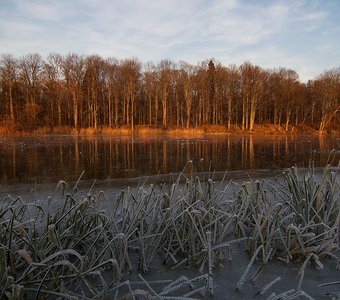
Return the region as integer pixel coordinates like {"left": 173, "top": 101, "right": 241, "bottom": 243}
{"left": 0, "top": 0, "right": 339, "bottom": 82}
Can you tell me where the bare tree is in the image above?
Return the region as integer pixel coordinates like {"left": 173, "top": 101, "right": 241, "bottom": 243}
{"left": 143, "top": 62, "right": 158, "bottom": 126}
{"left": 225, "top": 64, "right": 240, "bottom": 129}
{"left": 240, "top": 62, "right": 266, "bottom": 131}
{"left": 18, "top": 53, "right": 43, "bottom": 129}
{"left": 0, "top": 54, "right": 17, "bottom": 124}
{"left": 105, "top": 57, "right": 119, "bottom": 128}
{"left": 208, "top": 60, "right": 216, "bottom": 124}
{"left": 119, "top": 58, "right": 141, "bottom": 130}
{"left": 179, "top": 61, "right": 195, "bottom": 128}
{"left": 83, "top": 55, "right": 106, "bottom": 129}
{"left": 62, "top": 53, "right": 85, "bottom": 128}
{"left": 281, "top": 69, "right": 299, "bottom": 131}
{"left": 312, "top": 68, "right": 340, "bottom": 133}
{"left": 43, "top": 53, "right": 64, "bottom": 127}
{"left": 158, "top": 60, "right": 173, "bottom": 129}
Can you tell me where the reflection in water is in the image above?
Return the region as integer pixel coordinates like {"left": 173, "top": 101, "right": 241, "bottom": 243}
{"left": 0, "top": 134, "right": 339, "bottom": 185}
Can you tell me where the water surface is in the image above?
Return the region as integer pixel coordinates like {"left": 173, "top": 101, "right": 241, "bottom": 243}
{"left": 0, "top": 134, "right": 339, "bottom": 186}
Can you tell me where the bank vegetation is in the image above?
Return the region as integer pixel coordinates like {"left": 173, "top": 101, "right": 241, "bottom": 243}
{"left": 0, "top": 163, "right": 339, "bottom": 298}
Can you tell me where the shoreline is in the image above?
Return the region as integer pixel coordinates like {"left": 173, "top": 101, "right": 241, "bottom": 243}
{"left": 2, "top": 166, "right": 337, "bottom": 208}
{"left": 1, "top": 124, "right": 339, "bottom": 137}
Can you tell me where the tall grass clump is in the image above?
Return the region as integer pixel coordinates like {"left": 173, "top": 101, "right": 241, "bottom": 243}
{"left": 235, "top": 163, "right": 339, "bottom": 271}
{"left": 279, "top": 165, "right": 339, "bottom": 258}
{"left": 0, "top": 162, "right": 339, "bottom": 298}
{"left": 0, "top": 183, "right": 123, "bottom": 299}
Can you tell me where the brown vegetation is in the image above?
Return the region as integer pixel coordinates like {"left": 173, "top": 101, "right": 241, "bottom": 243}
{"left": 0, "top": 53, "right": 339, "bottom": 135}
{"left": 0, "top": 124, "right": 329, "bottom": 136}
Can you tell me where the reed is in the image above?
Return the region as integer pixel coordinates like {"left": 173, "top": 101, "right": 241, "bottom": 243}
{"left": 0, "top": 163, "right": 338, "bottom": 298}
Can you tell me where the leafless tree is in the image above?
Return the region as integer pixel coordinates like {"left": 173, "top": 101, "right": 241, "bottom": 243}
{"left": 0, "top": 54, "right": 17, "bottom": 124}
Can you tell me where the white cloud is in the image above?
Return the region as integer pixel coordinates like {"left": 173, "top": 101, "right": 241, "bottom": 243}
{"left": 0, "top": 0, "right": 339, "bottom": 80}
{"left": 16, "top": 0, "right": 62, "bottom": 21}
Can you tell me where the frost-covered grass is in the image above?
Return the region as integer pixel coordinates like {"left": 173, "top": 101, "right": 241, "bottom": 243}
{"left": 0, "top": 162, "right": 339, "bottom": 299}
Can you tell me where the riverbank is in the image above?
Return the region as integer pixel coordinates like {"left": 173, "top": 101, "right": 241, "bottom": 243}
{"left": 1, "top": 165, "right": 339, "bottom": 299}
{"left": 1, "top": 124, "right": 339, "bottom": 136}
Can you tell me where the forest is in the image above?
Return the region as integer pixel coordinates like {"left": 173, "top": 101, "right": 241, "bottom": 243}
{"left": 0, "top": 53, "right": 339, "bottom": 133}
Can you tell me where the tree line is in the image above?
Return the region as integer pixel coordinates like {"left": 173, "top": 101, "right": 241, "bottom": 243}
{"left": 0, "top": 53, "right": 339, "bottom": 133}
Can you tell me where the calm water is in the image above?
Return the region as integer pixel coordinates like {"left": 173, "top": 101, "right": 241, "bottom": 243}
{"left": 0, "top": 134, "right": 339, "bottom": 186}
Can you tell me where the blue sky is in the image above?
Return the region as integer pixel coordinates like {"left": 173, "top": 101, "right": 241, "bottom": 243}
{"left": 0, "top": 0, "right": 339, "bottom": 82}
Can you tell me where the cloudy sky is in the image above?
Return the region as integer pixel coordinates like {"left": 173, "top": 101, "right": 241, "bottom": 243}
{"left": 0, "top": 0, "right": 339, "bottom": 82}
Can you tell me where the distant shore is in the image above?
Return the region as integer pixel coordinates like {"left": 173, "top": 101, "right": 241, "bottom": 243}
{"left": 1, "top": 124, "right": 339, "bottom": 136}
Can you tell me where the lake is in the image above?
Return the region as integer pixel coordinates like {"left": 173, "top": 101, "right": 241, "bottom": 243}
{"left": 0, "top": 133, "right": 339, "bottom": 186}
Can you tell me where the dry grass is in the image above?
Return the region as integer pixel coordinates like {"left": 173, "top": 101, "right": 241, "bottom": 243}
{"left": 134, "top": 125, "right": 164, "bottom": 135}
{"left": 51, "top": 126, "right": 79, "bottom": 135}
{"left": 0, "top": 121, "right": 16, "bottom": 135}
{"left": 0, "top": 123, "right": 332, "bottom": 137}
{"left": 167, "top": 127, "right": 206, "bottom": 136}
{"left": 0, "top": 126, "right": 14, "bottom": 135}
{"left": 250, "top": 124, "right": 287, "bottom": 134}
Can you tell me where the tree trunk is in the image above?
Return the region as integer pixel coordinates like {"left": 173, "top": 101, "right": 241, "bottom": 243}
{"left": 162, "top": 90, "right": 167, "bottom": 128}
{"left": 249, "top": 97, "right": 256, "bottom": 131}
{"left": 73, "top": 90, "right": 78, "bottom": 128}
